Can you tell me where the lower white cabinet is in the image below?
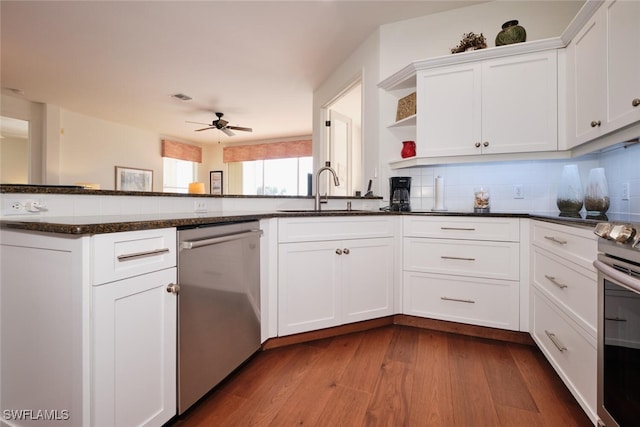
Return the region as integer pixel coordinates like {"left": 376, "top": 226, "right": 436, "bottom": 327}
{"left": 277, "top": 217, "right": 397, "bottom": 336}
{"left": 92, "top": 267, "right": 177, "bottom": 427}
{"left": 402, "top": 216, "right": 521, "bottom": 331}
{"left": 0, "top": 227, "right": 177, "bottom": 427}
{"left": 529, "top": 220, "right": 597, "bottom": 424}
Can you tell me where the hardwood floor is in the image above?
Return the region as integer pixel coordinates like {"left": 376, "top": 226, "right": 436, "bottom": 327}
{"left": 170, "top": 325, "right": 592, "bottom": 427}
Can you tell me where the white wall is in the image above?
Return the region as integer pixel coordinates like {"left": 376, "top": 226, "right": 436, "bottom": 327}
{"left": 379, "top": 1, "right": 584, "bottom": 80}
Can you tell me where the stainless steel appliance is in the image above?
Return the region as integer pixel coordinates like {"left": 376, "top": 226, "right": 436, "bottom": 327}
{"left": 177, "top": 221, "right": 262, "bottom": 414}
{"left": 390, "top": 176, "right": 411, "bottom": 211}
{"left": 594, "top": 222, "right": 640, "bottom": 427}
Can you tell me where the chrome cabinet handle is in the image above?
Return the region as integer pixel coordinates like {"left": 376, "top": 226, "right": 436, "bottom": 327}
{"left": 632, "top": 98, "right": 640, "bottom": 107}
{"left": 335, "top": 248, "right": 343, "bottom": 255}
{"left": 482, "top": 141, "right": 489, "bottom": 147}
{"left": 544, "top": 235, "right": 567, "bottom": 245}
{"left": 590, "top": 120, "right": 602, "bottom": 127}
{"left": 343, "top": 248, "right": 350, "bottom": 255}
{"left": 545, "top": 275, "right": 568, "bottom": 289}
{"left": 180, "top": 229, "right": 263, "bottom": 250}
{"left": 117, "top": 247, "right": 170, "bottom": 262}
{"left": 440, "top": 227, "right": 476, "bottom": 231}
{"left": 545, "top": 330, "right": 567, "bottom": 352}
{"left": 605, "top": 316, "right": 627, "bottom": 322}
{"left": 166, "top": 283, "right": 180, "bottom": 294}
{"left": 441, "top": 255, "right": 475, "bottom": 261}
{"left": 441, "top": 296, "right": 475, "bottom": 304}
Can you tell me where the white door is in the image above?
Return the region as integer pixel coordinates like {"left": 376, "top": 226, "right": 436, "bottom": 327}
{"left": 327, "top": 109, "right": 351, "bottom": 196}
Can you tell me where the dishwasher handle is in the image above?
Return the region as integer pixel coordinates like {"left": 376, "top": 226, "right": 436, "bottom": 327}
{"left": 180, "top": 229, "right": 263, "bottom": 250}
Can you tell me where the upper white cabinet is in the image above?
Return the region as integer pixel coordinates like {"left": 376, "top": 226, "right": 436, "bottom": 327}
{"left": 417, "top": 50, "right": 558, "bottom": 158}
{"left": 566, "top": 0, "right": 640, "bottom": 148}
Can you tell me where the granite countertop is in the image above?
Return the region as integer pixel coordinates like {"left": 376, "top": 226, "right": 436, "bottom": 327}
{"left": 2, "top": 208, "right": 636, "bottom": 235}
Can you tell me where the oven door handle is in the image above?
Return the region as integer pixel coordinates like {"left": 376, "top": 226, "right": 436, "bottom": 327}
{"left": 594, "top": 259, "right": 640, "bottom": 294}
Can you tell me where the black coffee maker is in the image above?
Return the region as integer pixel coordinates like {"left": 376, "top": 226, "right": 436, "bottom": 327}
{"left": 390, "top": 177, "right": 411, "bottom": 211}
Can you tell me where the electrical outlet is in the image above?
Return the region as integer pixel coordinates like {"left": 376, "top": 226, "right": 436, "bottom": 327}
{"left": 193, "top": 200, "right": 207, "bottom": 213}
{"left": 622, "top": 182, "right": 630, "bottom": 200}
{"left": 513, "top": 184, "right": 524, "bottom": 199}
{"left": 2, "top": 199, "right": 40, "bottom": 215}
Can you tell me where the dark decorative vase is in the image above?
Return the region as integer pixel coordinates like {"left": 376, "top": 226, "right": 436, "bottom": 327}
{"left": 401, "top": 140, "right": 416, "bottom": 158}
{"left": 495, "top": 20, "right": 526, "bottom": 46}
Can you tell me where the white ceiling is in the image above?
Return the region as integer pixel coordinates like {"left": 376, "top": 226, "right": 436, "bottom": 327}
{"left": 1, "top": 0, "right": 484, "bottom": 145}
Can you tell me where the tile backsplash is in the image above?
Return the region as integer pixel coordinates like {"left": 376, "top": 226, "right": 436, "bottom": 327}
{"left": 401, "top": 142, "right": 640, "bottom": 214}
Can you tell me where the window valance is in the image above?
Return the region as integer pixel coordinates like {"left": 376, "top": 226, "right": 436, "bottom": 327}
{"left": 223, "top": 140, "right": 311, "bottom": 163}
{"left": 161, "top": 139, "right": 202, "bottom": 163}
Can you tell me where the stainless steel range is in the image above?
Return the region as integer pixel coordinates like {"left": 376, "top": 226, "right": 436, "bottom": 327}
{"left": 593, "top": 222, "right": 640, "bottom": 427}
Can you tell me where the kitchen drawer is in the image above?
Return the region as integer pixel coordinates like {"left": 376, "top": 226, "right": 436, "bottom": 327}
{"left": 532, "top": 246, "right": 597, "bottom": 336}
{"left": 531, "top": 220, "right": 597, "bottom": 272}
{"left": 278, "top": 216, "right": 396, "bottom": 243}
{"left": 531, "top": 288, "right": 596, "bottom": 421}
{"left": 403, "top": 216, "right": 519, "bottom": 242}
{"left": 93, "top": 228, "right": 176, "bottom": 285}
{"left": 403, "top": 271, "right": 519, "bottom": 330}
{"left": 403, "top": 238, "right": 519, "bottom": 281}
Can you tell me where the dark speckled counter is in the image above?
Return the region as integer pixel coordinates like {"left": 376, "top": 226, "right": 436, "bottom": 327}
{"left": 1, "top": 209, "right": 629, "bottom": 236}
{"left": 2, "top": 184, "right": 637, "bottom": 235}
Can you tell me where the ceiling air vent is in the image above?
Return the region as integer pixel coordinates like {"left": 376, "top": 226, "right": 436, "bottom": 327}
{"left": 171, "top": 93, "right": 192, "bottom": 101}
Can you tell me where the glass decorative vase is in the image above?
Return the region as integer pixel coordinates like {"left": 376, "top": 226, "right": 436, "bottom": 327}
{"left": 557, "top": 164, "right": 583, "bottom": 214}
{"left": 584, "top": 167, "right": 610, "bottom": 215}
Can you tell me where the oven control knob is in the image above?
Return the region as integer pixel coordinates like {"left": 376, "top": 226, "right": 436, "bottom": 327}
{"left": 610, "top": 224, "right": 636, "bottom": 243}
{"left": 594, "top": 222, "right": 612, "bottom": 239}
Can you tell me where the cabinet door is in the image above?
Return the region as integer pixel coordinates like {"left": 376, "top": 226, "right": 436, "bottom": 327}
{"left": 482, "top": 51, "right": 558, "bottom": 154}
{"left": 567, "top": 10, "right": 607, "bottom": 147}
{"left": 417, "top": 64, "right": 481, "bottom": 157}
{"left": 92, "top": 267, "right": 177, "bottom": 427}
{"left": 342, "top": 237, "right": 394, "bottom": 323}
{"left": 278, "top": 241, "right": 341, "bottom": 335}
{"left": 606, "top": 0, "right": 640, "bottom": 130}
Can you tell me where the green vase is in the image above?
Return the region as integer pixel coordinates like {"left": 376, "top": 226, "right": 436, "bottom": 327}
{"left": 495, "top": 20, "right": 526, "bottom": 46}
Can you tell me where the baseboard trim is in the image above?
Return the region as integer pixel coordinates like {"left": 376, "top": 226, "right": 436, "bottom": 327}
{"left": 262, "top": 315, "right": 534, "bottom": 350}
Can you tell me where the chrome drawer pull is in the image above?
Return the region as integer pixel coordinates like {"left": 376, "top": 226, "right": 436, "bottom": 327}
{"left": 605, "top": 316, "right": 627, "bottom": 322}
{"left": 544, "top": 236, "right": 567, "bottom": 245}
{"left": 117, "top": 248, "right": 170, "bottom": 262}
{"left": 545, "top": 330, "right": 567, "bottom": 352}
{"left": 441, "top": 256, "right": 476, "bottom": 261}
{"left": 544, "top": 275, "right": 568, "bottom": 289}
{"left": 441, "top": 296, "right": 475, "bottom": 304}
{"left": 440, "top": 227, "right": 476, "bottom": 231}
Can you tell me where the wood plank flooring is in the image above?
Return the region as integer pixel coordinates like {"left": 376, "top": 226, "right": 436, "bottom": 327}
{"left": 170, "top": 325, "right": 592, "bottom": 427}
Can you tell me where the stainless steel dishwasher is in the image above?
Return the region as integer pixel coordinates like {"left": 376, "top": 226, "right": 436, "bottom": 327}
{"left": 176, "top": 221, "right": 262, "bottom": 414}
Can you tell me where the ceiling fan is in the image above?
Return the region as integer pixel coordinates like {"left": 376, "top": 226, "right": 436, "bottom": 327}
{"left": 188, "top": 112, "right": 252, "bottom": 136}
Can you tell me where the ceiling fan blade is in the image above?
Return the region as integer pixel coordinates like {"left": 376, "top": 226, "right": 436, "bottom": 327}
{"left": 195, "top": 126, "right": 215, "bottom": 132}
{"left": 186, "top": 120, "right": 210, "bottom": 125}
{"left": 221, "top": 128, "right": 235, "bottom": 136}
{"left": 227, "top": 126, "right": 253, "bottom": 132}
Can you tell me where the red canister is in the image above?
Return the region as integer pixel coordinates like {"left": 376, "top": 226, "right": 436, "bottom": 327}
{"left": 401, "top": 140, "right": 416, "bottom": 158}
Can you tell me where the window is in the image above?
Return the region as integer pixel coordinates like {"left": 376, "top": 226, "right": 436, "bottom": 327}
{"left": 241, "top": 156, "right": 312, "bottom": 196}
{"left": 163, "top": 158, "right": 197, "bottom": 193}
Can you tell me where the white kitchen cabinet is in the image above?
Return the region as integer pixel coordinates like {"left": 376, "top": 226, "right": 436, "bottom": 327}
{"left": 277, "top": 217, "right": 397, "bottom": 336}
{"left": 529, "top": 220, "right": 597, "bottom": 423}
{"left": 417, "top": 50, "right": 558, "bottom": 158}
{"left": 566, "top": 0, "right": 640, "bottom": 148}
{"left": 91, "top": 228, "right": 177, "bottom": 427}
{"left": 402, "top": 216, "right": 521, "bottom": 331}
{"left": 0, "top": 227, "right": 177, "bottom": 427}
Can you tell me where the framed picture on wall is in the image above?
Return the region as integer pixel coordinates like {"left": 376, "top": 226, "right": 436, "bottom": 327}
{"left": 115, "top": 166, "right": 153, "bottom": 192}
{"left": 210, "top": 170, "right": 223, "bottom": 195}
